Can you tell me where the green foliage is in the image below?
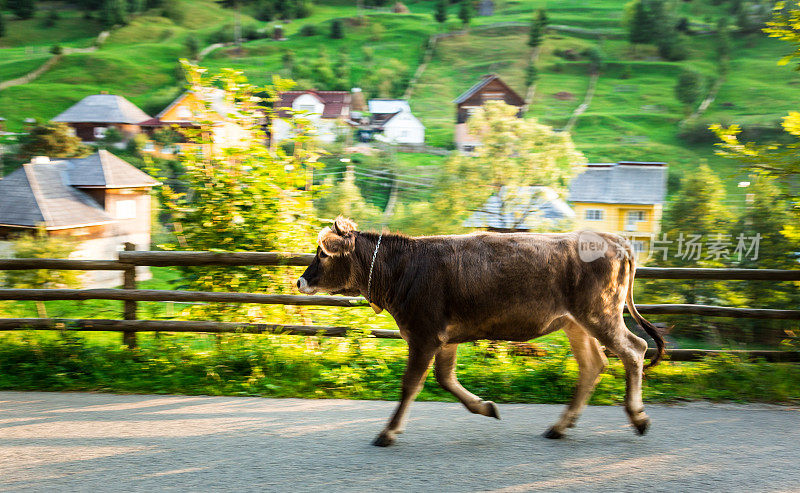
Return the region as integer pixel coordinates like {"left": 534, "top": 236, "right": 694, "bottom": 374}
{"left": 330, "top": 18, "right": 343, "bottom": 39}
{"left": 656, "top": 29, "right": 689, "bottom": 61}
{"left": 42, "top": 9, "right": 59, "bottom": 28}
{"left": 157, "top": 63, "right": 317, "bottom": 321}
{"left": 0, "top": 12, "right": 5, "bottom": 38}
{"left": 0, "top": 331, "right": 798, "bottom": 403}
{"left": 299, "top": 24, "right": 317, "bottom": 36}
{"left": 49, "top": 44, "right": 63, "bottom": 55}
{"left": 162, "top": 1, "right": 185, "bottom": 23}
{"left": 8, "top": 0, "right": 36, "bottom": 20}
{"left": 17, "top": 122, "right": 89, "bottom": 161}
{"left": 765, "top": 0, "right": 800, "bottom": 69}
{"left": 674, "top": 68, "right": 703, "bottom": 111}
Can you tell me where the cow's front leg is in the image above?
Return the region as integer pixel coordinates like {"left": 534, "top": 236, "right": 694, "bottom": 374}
{"left": 373, "top": 339, "right": 439, "bottom": 447}
{"left": 434, "top": 343, "right": 499, "bottom": 419}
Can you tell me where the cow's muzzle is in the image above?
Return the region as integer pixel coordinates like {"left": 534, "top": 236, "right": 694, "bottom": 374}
{"left": 296, "top": 277, "right": 317, "bottom": 295}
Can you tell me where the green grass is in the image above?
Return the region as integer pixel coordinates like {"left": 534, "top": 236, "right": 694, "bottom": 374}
{"left": 0, "top": 329, "right": 797, "bottom": 403}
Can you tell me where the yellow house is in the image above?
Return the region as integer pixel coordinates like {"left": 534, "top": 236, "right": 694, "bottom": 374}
{"left": 568, "top": 162, "right": 667, "bottom": 262}
{"left": 138, "top": 88, "right": 252, "bottom": 158}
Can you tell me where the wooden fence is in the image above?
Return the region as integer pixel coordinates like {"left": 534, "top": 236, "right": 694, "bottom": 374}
{"left": 1, "top": 245, "right": 798, "bottom": 362}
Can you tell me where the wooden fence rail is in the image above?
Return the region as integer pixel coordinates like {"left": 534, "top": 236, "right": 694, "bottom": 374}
{"left": 1, "top": 250, "right": 798, "bottom": 358}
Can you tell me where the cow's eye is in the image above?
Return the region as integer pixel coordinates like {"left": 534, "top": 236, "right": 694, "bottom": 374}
{"left": 319, "top": 250, "right": 329, "bottom": 259}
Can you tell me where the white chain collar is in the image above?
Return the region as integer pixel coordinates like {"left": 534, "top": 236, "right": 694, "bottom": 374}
{"left": 367, "top": 232, "right": 383, "bottom": 306}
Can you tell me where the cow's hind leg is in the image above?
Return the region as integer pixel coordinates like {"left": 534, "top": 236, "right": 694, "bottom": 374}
{"left": 435, "top": 343, "right": 499, "bottom": 419}
{"left": 544, "top": 321, "right": 608, "bottom": 439}
{"left": 581, "top": 315, "right": 651, "bottom": 436}
{"left": 373, "top": 339, "right": 439, "bottom": 447}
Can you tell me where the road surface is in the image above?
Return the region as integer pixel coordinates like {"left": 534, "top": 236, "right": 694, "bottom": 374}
{"left": 1, "top": 391, "right": 798, "bottom": 492}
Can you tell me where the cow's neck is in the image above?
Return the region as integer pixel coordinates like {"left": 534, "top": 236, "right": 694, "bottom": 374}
{"left": 356, "top": 231, "right": 412, "bottom": 313}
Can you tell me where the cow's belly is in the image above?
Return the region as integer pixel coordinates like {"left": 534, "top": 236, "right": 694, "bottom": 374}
{"left": 444, "top": 313, "right": 567, "bottom": 344}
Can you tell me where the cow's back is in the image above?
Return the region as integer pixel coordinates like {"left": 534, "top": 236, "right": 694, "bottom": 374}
{"left": 416, "top": 231, "right": 630, "bottom": 342}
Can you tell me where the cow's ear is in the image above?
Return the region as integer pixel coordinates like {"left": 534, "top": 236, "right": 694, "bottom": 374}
{"left": 332, "top": 216, "right": 357, "bottom": 236}
{"left": 318, "top": 226, "right": 356, "bottom": 256}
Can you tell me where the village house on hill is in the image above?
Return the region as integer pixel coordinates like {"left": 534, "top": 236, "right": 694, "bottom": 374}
{"left": 464, "top": 162, "right": 667, "bottom": 261}
{"left": 367, "top": 99, "right": 425, "bottom": 145}
{"left": 52, "top": 93, "right": 151, "bottom": 144}
{"left": 454, "top": 74, "right": 525, "bottom": 152}
{"left": 0, "top": 150, "right": 159, "bottom": 287}
{"left": 271, "top": 90, "right": 353, "bottom": 144}
{"left": 138, "top": 88, "right": 252, "bottom": 157}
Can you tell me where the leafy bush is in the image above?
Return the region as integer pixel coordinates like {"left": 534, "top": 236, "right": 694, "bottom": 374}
{"left": 299, "top": 24, "right": 317, "bottom": 36}
{"left": 677, "top": 117, "right": 717, "bottom": 144}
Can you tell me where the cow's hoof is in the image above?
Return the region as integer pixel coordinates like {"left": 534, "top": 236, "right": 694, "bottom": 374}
{"left": 633, "top": 418, "right": 650, "bottom": 436}
{"left": 372, "top": 432, "right": 396, "bottom": 447}
{"left": 485, "top": 401, "right": 500, "bottom": 419}
{"left": 542, "top": 427, "right": 564, "bottom": 439}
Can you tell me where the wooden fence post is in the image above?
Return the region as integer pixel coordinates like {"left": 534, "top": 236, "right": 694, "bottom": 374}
{"left": 122, "top": 242, "right": 137, "bottom": 348}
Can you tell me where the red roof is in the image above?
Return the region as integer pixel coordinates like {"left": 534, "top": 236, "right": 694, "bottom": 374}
{"left": 138, "top": 117, "right": 198, "bottom": 128}
{"left": 276, "top": 91, "right": 351, "bottom": 119}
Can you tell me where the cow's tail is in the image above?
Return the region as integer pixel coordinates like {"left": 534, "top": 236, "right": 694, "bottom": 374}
{"left": 625, "top": 251, "right": 665, "bottom": 369}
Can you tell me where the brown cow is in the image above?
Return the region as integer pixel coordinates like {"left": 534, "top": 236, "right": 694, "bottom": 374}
{"left": 297, "top": 217, "right": 665, "bottom": 447}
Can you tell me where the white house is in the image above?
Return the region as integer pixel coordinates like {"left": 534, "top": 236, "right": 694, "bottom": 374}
{"left": 272, "top": 90, "right": 352, "bottom": 144}
{"left": 368, "top": 99, "right": 425, "bottom": 145}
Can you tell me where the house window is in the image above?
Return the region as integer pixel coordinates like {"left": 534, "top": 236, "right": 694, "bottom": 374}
{"left": 631, "top": 240, "right": 645, "bottom": 255}
{"left": 585, "top": 209, "right": 604, "bottom": 221}
{"left": 94, "top": 127, "right": 108, "bottom": 139}
{"left": 297, "top": 104, "right": 317, "bottom": 113}
{"left": 627, "top": 211, "right": 646, "bottom": 223}
{"left": 115, "top": 199, "right": 136, "bottom": 219}
{"left": 143, "top": 141, "right": 155, "bottom": 152}
{"left": 400, "top": 130, "right": 409, "bottom": 139}
{"left": 67, "top": 127, "right": 77, "bottom": 137}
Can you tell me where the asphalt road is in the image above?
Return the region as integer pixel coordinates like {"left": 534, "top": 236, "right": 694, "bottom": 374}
{"left": 1, "top": 391, "right": 798, "bottom": 492}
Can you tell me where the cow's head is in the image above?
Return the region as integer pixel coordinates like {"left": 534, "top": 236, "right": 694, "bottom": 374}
{"left": 296, "top": 216, "right": 361, "bottom": 296}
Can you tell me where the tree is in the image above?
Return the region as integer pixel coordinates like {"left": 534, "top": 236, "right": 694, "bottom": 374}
{"left": 315, "top": 167, "right": 382, "bottom": 229}
{"left": 627, "top": 0, "right": 651, "bottom": 46}
{"left": 536, "top": 8, "right": 548, "bottom": 28}
{"left": 17, "top": 122, "right": 89, "bottom": 162}
{"left": 527, "top": 14, "right": 543, "bottom": 47}
{"left": 434, "top": 0, "right": 447, "bottom": 25}
{"left": 395, "top": 101, "right": 585, "bottom": 234}
{"left": 674, "top": 69, "right": 702, "bottom": 113}
{"left": 3, "top": 227, "right": 80, "bottom": 318}
{"left": 101, "top": 0, "right": 128, "bottom": 26}
{"left": 185, "top": 35, "right": 201, "bottom": 60}
{"left": 764, "top": 0, "right": 800, "bottom": 69}
{"left": 458, "top": 0, "right": 472, "bottom": 27}
{"left": 525, "top": 63, "right": 538, "bottom": 87}
{"left": 330, "top": 19, "right": 344, "bottom": 39}
{"left": 715, "top": 17, "right": 732, "bottom": 71}
{"left": 656, "top": 29, "right": 688, "bottom": 61}
{"left": 157, "top": 62, "right": 318, "bottom": 321}
{"left": 655, "top": 162, "right": 734, "bottom": 305}
{"left": 0, "top": 13, "right": 6, "bottom": 38}
{"left": 9, "top": 0, "right": 36, "bottom": 20}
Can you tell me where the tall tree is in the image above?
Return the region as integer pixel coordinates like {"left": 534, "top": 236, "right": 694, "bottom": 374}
{"left": 434, "top": 0, "right": 447, "bottom": 25}
{"left": 628, "top": 0, "right": 651, "bottom": 46}
{"left": 527, "top": 14, "right": 543, "bottom": 47}
{"left": 101, "top": 0, "right": 128, "bottom": 26}
{"left": 330, "top": 19, "right": 344, "bottom": 39}
{"left": 9, "top": 0, "right": 36, "bottom": 19}
{"left": 674, "top": 69, "right": 702, "bottom": 113}
{"left": 458, "top": 0, "right": 472, "bottom": 27}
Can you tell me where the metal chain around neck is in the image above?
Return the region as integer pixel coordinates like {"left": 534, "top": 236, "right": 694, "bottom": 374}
{"left": 367, "top": 232, "right": 383, "bottom": 304}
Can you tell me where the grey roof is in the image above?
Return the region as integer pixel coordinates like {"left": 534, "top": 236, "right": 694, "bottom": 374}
{"left": 52, "top": 94, "right": 151, "bottom": 124}
{"left": 0, "top": 161, "right": 113, "bottom": 229}
{"left": 66, "top": 150, "right": 160, "bottom": 188}
{"left": 464, "top": 186, "right": 575, "bottom": 230}
{"left": 568, "top": 162, "right": 667, "bottom": 205}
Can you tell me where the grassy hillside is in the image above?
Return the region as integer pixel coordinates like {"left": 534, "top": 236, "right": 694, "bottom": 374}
{"left": 1, "top": 0, "right": 798, "bottom": 203}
